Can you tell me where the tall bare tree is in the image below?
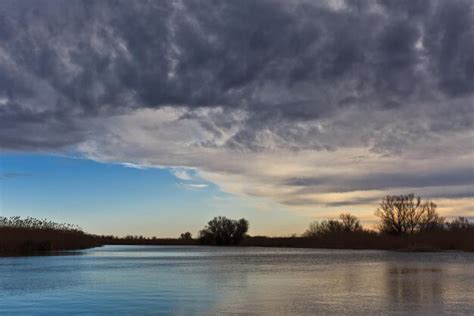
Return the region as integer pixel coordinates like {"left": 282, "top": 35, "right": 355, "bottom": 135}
{"left": 375, "top": 194, "right": 443, "bottom": 235}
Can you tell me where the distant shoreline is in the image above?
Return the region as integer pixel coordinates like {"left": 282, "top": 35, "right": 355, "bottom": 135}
{"left": 2, "top": 242, "right": 472, "bottom": 257}
{"left": 3, "top": 231, "right": 473, "bottom": 256}
{"left": 101, "top": 233, "right": 474, "bottom": 252}
{"left": 2, "top": 213, "right": 473, "bottom": 256}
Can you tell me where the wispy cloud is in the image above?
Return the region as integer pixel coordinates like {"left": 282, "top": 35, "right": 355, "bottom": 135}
{"left": 177, "top": 182, "right": 208, "bottom": 190}
{"left": 186, "top": 183, "right": 208, "bottom": 189}
{"left": 0, "top": 172, "right": 31, "bottom": 180}
{"left": 121, "top": 162, "right": 147, "bottom": 170}
{"left": 172, "top": 169, "right": 193, "bottom": 181}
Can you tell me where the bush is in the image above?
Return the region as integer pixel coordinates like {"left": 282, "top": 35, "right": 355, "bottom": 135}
{"left": 304, "top": 213, "right": 362, "bottom": 237}
{"left": 179, "top": 232, "right": 193, "bottom": 240}
{"left": 445, "top": 217, "right": 474, "bottom": 231}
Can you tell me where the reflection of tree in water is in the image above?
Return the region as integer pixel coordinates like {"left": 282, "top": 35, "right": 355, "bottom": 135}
{"left": 204, "top": 253, "right": 379, "bottom": 315}
{"left": 386, "top": 264, "right": 444, "bottom": 313}
{"left": 199, "top": 253, "right": 252, "bottom": 313}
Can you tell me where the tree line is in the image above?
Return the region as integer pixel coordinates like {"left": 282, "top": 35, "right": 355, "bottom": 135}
{"left": 304, "top": 194, "right": 472, "bottom": 237}
{"left": 1, "top": 193, "right": 472, "bottom": 253}
{"left": 186, "top": 193, "right": 473, "bottom": 246}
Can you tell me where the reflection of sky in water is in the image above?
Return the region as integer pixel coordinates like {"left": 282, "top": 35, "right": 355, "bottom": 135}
{"left": 1, "top": 246, "right": 473, "bottom": 314}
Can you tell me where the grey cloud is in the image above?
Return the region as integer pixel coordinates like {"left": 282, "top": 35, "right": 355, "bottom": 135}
{"left": 282, "top": 189, "right": 474, "bottom": 208}
{"left": 0, "top": 0, "right": 473, "bottom": 212}
{"left": 0, "top": 103, "right": 85, "bottom": 150}
{"left": 286, "top": 167, "right": 474, "bottom": 193}
{"left": 425, "top": 0, "right": 474, "bottom": 96}
{"left": 322, "top": 197, "right": 380, "bottom": 208}
{"left": 281, "top": 196, "right": 379, "bottom": 208}
{"left": 0, "top": 0, "right": 473, "bottom": 153}
{"left": 329, "top": 190, "right": 474, "bottom": 207}
{"left": 428, "top": 191, "right": 474, "bottom": 200}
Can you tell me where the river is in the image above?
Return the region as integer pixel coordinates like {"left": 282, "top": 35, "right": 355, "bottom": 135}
{"left": 1, "top": 245, "right": 473, "bottom": 315}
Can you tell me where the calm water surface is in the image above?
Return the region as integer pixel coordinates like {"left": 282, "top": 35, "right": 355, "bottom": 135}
{"left": 1, "top": 245, "right": 473, "bottom": 315}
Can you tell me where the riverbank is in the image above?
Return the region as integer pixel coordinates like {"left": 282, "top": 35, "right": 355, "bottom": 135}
{"left": 240, "top": 230, "right": 474, "bottom": 252}
{"left": 105, "top": 231, "right": 474, "bottom": 252}
{"left": 99, "top": 230, "right": 474, "bottom": 252}
{"left": 4, "top": 231, "right": 473, "bottom": 256}
{"left": 2, "top": 220, "right": 473, "bottom": 255}
{"left": 0, "top": 227, "right": 102, "bottom": 255}
{"left": 0, "top": 229, "right": 197, "bottom": 255}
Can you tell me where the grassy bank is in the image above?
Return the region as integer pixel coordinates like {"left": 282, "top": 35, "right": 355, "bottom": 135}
{"left": 2, "top": 228, "right": 473, "bottom": 255}
{"left": 96, "top": 230, "right": 474, "bottom": 252}
{"left": 1, "top": 216, "right": 473, "bottom": 255}
{"left": 0, "top": 227, "right": 101, "bottom": 254}
{"left": 241, "top": 230, "right": 474, "bottom": 252}
{"left": 97, "top": 231, "right": 474, "bottom": 252}
{"left": 0, "top": 216, "right": 203, "bottom": 255}
{"left": 0, "top": 228, "right": 199, "bottom": 255}
{"left": 0, "top": 217, "right": 101, "bottom": 255}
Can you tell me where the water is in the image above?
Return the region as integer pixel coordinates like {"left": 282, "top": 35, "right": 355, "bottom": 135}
{"left": 1, "top": 246, "right": 473, "bottom": 315}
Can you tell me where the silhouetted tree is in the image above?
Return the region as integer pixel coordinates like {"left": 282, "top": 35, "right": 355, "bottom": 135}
{"left": 304, "top": 213, "right": 362, "bottom": 237}
{"left": 234, "top": 218, "right": 249, "bottom": 241}
{"left": 198, "top": 216, "right": 249, "bottom": 245}
{"left": 304, "top": 221, "right": 321, "bottom": 237}
{"left": 304, "top": 220, "right": 343, "bottom": 236}
{"left": 339, "top": 213, "right": 362, "bottom": 232}
{"left": 445, "top": 217, "right": 473, "bottom": 231}
{"left": 179, "top": 232, "right": 193, "bottom": 240}
{"left": 375, "top": 194, "right": 444, "bottom": 235}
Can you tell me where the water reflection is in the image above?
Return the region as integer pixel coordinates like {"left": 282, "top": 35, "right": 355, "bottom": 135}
{"left": 0, "top": 255, "right": 86, "bottom": 295}
{"left": 0, "top": 246, "right": 473, "bottom": 315}
{"left": 385, "top": 264, "right": 444, "bottom": 314}
{"left": 1, "top": 250, "right": 84, "bottom": 257}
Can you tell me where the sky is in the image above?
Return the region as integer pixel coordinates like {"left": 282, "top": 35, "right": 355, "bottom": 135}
{"left": 0, "top": 0, "right": 473, "bottom": 237}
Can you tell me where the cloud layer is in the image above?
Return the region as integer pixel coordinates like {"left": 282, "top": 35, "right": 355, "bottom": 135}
{"left": 1, "top": 0, "right": 473, "bottom": 219}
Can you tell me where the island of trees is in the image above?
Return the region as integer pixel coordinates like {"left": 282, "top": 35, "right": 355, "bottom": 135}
{"left": 1, "top": 194, "right": 473, "bottom": 255}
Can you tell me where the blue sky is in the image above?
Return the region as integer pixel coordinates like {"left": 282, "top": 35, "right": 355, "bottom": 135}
{"left": 0, "top": 154, "right": 306, "bottom": 237}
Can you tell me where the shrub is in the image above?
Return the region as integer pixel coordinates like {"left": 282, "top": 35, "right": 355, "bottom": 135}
{"left": 179, "top": 232, "right": 193, "bottom": 240}
{"left": 304, "top": 213, "right": 362, "bottom": 237}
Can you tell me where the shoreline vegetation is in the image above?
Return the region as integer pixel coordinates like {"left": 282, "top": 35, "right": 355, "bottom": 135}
{"left": 1, "top": 194, "right": 473, "bottom": 255}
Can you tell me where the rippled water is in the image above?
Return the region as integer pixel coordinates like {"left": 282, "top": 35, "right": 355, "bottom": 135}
{"left": 1, "top": 246, "right": 473, "bottom": 315}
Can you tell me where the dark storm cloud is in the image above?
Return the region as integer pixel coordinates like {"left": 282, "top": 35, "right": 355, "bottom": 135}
{"left": 0, "top": 0, "right": 473, "bottom": 151}
{"left": 425, "top": 0, "right": 474, "bottom": 96}
{"left": 286, "top": 167, "right": 474, "bottom": 193}
{"left": 0, "top": 102, "right": 84, "bottom": 150}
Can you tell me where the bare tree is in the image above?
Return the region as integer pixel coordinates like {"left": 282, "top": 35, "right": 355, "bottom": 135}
{"left": 375, "top": 194, "right": 443, "bottom": 235}
{"left": 339, "top": 213, "right": 362, "bottom": 232}
{"left": 304, "top": 213, "right": 362, "bottom": 237}
{"left": 304, "top": 220, "right": 341, "bottom": 237}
